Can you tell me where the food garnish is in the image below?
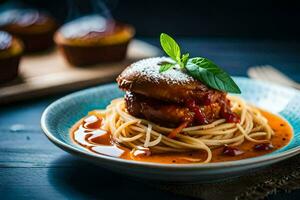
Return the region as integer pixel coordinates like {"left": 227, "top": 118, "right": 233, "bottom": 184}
{"left": 159, "top": 33, "right": 241, "bottom": 94}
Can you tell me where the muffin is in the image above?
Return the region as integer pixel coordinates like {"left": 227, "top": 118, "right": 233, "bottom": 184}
{"left": 0, "top": 31, "right": 23, "bottom": 83}
{"left": 54, "top": 15, "right": 135, "bottom": 66}
{"left": 0, "top": 9, "right": 57, "bottom": 52}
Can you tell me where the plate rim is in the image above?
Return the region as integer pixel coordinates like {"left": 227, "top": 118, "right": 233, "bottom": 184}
{"left": 41, "top": 76, "right": 300, "bottom": 170}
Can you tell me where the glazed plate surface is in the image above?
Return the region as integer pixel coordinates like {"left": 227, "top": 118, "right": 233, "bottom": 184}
{"left": 41, "top": 77, "right": 300, "bottom": 183}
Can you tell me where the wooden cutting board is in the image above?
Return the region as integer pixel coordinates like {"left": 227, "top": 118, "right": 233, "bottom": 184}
{"left": 0, "top": 40, "right": 160, "bottom": 104}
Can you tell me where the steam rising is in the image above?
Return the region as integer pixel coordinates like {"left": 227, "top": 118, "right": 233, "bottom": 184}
{"left": 60, "top": 15, "right": 109, "bottom": 38}
{"left": 92, "top": 0, "right": 113, "bottom": 20}
{"left": 66, "top": 0, "right": 114, "bottom": 22}
{"left": 63, "top": 0, "right": 115, "bottom": 38}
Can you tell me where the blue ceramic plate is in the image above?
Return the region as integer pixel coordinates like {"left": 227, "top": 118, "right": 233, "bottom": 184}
{"left": 41, "top": 77, "right": 300, "bottom": 183}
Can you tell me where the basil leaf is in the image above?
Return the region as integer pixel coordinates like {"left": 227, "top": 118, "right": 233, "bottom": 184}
{"left": 186, "top": 57, "right": 241, "bottom": 93}
{"left": 160, "top": 33, "right": 181, "bottom": 62}
{"left": 181, "top": 53, "right": 189, "bottom": 67}
{"left": 159, "top": 63, "right": 175, "bottom": 73}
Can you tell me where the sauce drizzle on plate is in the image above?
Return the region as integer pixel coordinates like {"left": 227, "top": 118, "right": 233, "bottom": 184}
{"left": 71, "top": 110, "right": 293, "bottom": 164}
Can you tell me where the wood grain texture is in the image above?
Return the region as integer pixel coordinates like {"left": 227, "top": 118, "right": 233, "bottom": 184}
{"left": 1, "top": 38, "right": 300, "bottom": 200}
{"left": 0, "top": 40, "right": 160, "bottom": 104}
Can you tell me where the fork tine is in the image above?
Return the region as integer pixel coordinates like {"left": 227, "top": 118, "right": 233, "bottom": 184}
{"left": 263, "top": 66, "right": 297, "bottom": 85}
{"left": 248, "top": 65, "right": 300, "bottom": 90}
{"left": 258, "top": 65, "right": 278, "bottom": 82}
{"left": 248, "top": 66, "right": 266, "bottom": 81}
{"left": 259, "top": 66, "right": 293, "bottom": 86}
{"left": 253, "top": 66, "right": 275, "bottom": 82}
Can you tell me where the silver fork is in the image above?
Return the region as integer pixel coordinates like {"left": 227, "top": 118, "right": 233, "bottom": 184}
{"left": 248, "top": 65, "right": 300, "bottom": 90}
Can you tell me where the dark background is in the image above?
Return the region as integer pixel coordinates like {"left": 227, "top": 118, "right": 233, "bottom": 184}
{"left": 1, "top": 0, "right": 300, "bottom": 40}
{"left": 1, "top": 1, "right": 300, "bottom": 200}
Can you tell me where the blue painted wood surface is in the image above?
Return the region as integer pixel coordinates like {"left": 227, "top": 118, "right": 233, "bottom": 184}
{"left": 1, "top": 38, "right": 300, "bottom": 200}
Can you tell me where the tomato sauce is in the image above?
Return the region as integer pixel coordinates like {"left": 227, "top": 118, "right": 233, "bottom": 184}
{"left": 70, "top": 110, "right": 293, "bottom": 164}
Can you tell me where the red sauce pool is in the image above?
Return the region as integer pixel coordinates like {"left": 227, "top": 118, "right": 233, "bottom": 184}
{"left": 70, "top": 110, "right": 293, "bottom": 164}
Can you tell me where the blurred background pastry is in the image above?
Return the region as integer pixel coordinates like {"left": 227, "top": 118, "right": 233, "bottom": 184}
{"left": 0, "top": 31, "right": 23, "bottom": 83}
{"left": 0, "top": 8, "right": 57, "bottom": 53}
{"left": 54, "top": 14, "right": 135, "bottom": 66}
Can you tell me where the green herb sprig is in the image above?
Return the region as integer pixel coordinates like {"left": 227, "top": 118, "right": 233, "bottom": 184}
{"left": 159, "top": 33, "right": 241, "bottom": 94}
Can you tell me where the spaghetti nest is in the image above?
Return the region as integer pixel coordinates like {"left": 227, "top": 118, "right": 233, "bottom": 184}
{"left": 94, "top": 96, "right": 274, "bottom": 163}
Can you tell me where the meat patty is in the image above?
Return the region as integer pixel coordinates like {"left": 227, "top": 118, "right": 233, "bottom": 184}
{"left": 117, "top": 57, "right": 226, "bottom": 105}
{"left": 125, "top": 92, "right": 223, "bottom": 127}
{"left": 118, "top": 57, "right": 239, "bottom": 127}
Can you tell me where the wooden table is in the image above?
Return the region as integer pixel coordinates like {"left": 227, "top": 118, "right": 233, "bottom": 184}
{"left": 1, "top": 38, "right": 300, "bottom": 200}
